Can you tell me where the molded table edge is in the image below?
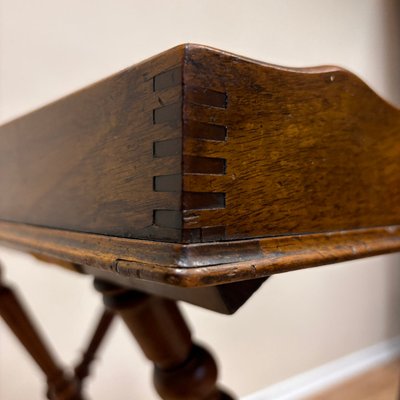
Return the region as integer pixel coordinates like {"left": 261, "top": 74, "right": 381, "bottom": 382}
{"left": 0, "top": 221, "right": 399, "bottom": 287}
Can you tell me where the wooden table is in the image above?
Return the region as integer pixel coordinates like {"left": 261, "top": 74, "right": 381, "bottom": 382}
{"left": 0, "top": 44, "right": 399, "bottom": 399}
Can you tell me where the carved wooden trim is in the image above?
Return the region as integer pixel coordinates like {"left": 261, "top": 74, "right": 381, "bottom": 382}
{"left": 1, "top": 221, "right": 399, "bottom": 288}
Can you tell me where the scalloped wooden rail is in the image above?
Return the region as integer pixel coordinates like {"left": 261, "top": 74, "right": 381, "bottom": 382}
{"left": 0, "top": 43, "right": 400, "bottom": 291}
{"left": 1, "top": 43, "right": 400, "bottom": 400}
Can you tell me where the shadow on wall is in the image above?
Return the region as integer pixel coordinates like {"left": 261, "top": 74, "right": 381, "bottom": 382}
{"left": 383, "top": 0, "right": 400, "bottom": 336}
{"left": 384, "top": 255, "right": 400, "bottom": 336}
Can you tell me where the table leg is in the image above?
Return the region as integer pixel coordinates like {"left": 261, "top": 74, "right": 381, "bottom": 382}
{"left": 74, "top": 308, "right": 115, "bottom": 389}
{"left": 0, "top": 264, "right": 81, "bottom": 400}
{"left": 94, "top": 279, "right": 235, "bottom": 400}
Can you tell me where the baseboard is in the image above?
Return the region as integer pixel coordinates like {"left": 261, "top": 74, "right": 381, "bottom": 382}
{"left": 242, "top": 335, "right": 400, "bottom": 400}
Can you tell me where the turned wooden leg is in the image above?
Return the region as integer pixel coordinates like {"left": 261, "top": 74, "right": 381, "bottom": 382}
{"left": 74, "top": 308, "right": 115, "bottom": 388}
{"left": 0, "top": 264, "right": 81, "bottom": 400}
{"left": 94, "top": 279, "right": 235, "bottom": 400}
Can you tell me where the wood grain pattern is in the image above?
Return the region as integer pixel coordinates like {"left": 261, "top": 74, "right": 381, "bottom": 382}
{"left": 1, "top": 221, "right": 399, "bottom": 288}
{"left": 181, "top": 45, "right": 400, "bottom": 241}
{"left": 1, "top": 44, "right": 399, "bottom": 244}
{"left": 2, "top": 44, "right": 399, "bottom": 395}
{"left": 0, "top": 46, "right": 184, "bottom": 242}
{"left": 1, "top": 44, "right": 400, "bottom": 293}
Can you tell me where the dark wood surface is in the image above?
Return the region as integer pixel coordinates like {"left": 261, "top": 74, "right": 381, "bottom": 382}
{"left": 1, "top": 44, "right": 399, "bottom": 244}
{"left": 1, "top": 44, "right": 400, "bottom": 399}
{"left": 0, "top": 46, "right": 184, "bottom": 242}
{"left": 182, "top": 45, "right": 400, "bottom": 242}
{"left": 94, "top": 280, "right": 234, "bottom": 399}
{"left": 0, "top": 43, "right": 400, "bottom": 291}
{"left": 0, "top": 220, "right": 399, "bottom": 289}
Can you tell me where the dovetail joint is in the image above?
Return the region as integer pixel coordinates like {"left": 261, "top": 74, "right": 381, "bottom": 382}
{"left": 152, "top": 79, "right": 229, "bottom": 242}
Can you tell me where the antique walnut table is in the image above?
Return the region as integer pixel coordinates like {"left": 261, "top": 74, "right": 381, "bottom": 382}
{"left": 0, "top": 44, "right": 400, "bottom": 399}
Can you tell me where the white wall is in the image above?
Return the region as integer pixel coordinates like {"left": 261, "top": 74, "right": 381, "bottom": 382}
{"left": 1, "top": 1, "right": 399, "bottom": 399}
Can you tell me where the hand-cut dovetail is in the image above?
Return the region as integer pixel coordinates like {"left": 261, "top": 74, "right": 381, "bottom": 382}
{"left": 153, "top": 138, "right": 182, "bottom": 157}
{"left": 153, "top": 174, "right": 181, "bottom": 192}
{"left": 183, "top": 155, "right": 226, "bottom": 175}
{"left": 185, "top": 87, "right": 227, "bottom": 108}
{"left": 153, "top": 210, "right": 182, "bottom": 229}
{"left": 153, "top": 103, "right": 181, "bottom": 124}
{"left": 183, "top": 192, "right": 225, "bottom": 210}
{"left": 185, "top": 121, "right": 227, "bottom": 141}
{"left": 153, "top": 67, "right": 182, "bottom": 91}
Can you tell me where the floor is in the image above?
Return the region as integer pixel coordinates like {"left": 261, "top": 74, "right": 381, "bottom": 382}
{"left": 307, "top": 359, "right": 400, "bottom": 400}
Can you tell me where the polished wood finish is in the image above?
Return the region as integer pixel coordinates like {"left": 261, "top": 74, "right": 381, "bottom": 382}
{"left": 0, "top": 44, "right": 399, "bottom": 244}
{"left": 1, "top": 221, "right": 399, "bottom": 290}
{"left": 181, "top": 45, "right": 400, "bottom": 242}
{"left": 0, "top": 264, "right": 80, "bottom": 400}
{"left": 0, "top": 46, "right": 184, "bottom": 242}
{"left": 83, "top": 263, "right": 268, "bottom": 314}
{"left": 1, "top": 44, "right": 400, "bottom": 398}
{"left": 94, "top": 279, "right": 234, "bottom": 400}
{"left": 1, "top": 44, "right": 399, "bottom": 296}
